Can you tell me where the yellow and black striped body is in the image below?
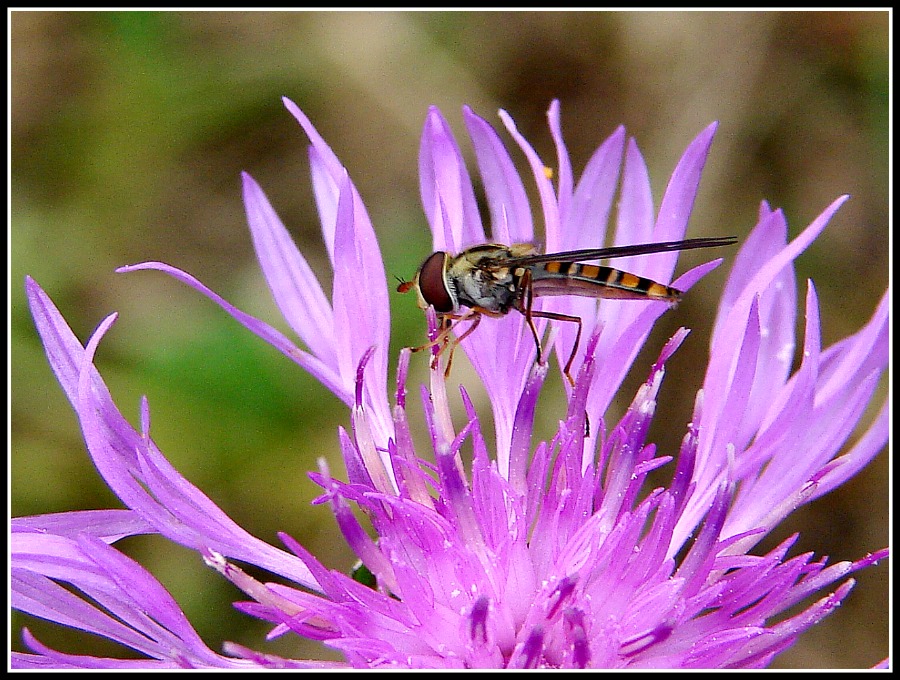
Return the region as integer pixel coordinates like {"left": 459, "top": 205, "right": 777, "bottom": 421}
{"left": 528, "top": 260, "right": 681, "bottom": 304}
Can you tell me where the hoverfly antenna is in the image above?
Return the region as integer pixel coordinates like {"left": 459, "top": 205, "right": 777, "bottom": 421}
{"left": 395, "top": 275, "right": 415, "bottom": 294}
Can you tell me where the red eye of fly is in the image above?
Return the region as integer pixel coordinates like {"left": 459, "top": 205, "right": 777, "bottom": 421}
{"left": 417, "top": 252, "right": 454, "bottom": 313}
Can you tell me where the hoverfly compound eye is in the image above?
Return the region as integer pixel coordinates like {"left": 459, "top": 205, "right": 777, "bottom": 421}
{"left": 417, "top": 251, "right": 455, "bottom": 313}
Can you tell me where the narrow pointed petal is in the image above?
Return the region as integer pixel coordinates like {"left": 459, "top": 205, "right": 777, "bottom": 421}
{"left": 463, "top": 106, "right": 533, "bottom": 245}
{"left": 115, "top": 262, "right": 349, "bottom": 404}
{"left": 419, "top": 106, "right": 484, "bottom": 251}
{"left": 241, "top": 171, "right": 336, "bottom": 363}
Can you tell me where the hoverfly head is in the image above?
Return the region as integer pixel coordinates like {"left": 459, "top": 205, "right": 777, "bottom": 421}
{"left": 399, "top": 251, "right": 456, "bottom": 314}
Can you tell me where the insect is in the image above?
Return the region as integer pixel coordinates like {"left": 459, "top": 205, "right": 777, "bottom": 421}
{"left": 397, "top": 236, "right": 738, "bottom": 385}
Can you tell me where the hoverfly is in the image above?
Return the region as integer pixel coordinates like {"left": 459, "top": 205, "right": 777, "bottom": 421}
{"left": 397, "top": 236, "right": 737, "bottom": 385}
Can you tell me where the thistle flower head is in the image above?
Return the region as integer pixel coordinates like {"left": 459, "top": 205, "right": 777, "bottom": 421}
{"left": 13, "top": 98, "right": 888, "bottom": 669}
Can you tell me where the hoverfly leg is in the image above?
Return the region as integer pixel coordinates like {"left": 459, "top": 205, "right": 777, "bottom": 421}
{"left": 429, "top": 317, "right": 455, "bottom": 370}
{"left": 520, "top": 268, "right": 545, "bottom": 366}
{"left": 408, "top": 318, "right": 454, "bottom": 358}
{"left": 407, "top": 309, "right": 482, "bottom": 378}
{"left": 565, "top": 315, "right": 583, "bottom": 388}
{"left": 442, "top": 312, "right": 482, "bottom": 378}
{"left": 519, "top": 267, "right": 584, "bottom": 387}
{"left": 525, "top": 308, "right": 583, "bottom": 388}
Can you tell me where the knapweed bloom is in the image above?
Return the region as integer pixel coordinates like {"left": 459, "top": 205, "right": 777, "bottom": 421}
{"left": 13, "top": 98, "right": 888, "bottom": 669}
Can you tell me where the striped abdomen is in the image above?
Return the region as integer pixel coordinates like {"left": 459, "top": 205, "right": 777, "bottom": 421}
{"left": 528, "top": 261, "right": 681, "bottom": 303}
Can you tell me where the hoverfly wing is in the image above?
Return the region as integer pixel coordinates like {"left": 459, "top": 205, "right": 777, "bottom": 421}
{"left": 504, "top": 236, "right": 738, "bottom": 267}
{"left": 519, "top": 236, "right": 737, "bottom": 305}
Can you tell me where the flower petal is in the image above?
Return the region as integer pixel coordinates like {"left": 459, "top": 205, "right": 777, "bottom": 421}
{"left": 116, "top": 261, "right": 349, "bottom": 404}
{"left": 241, "top": 171, "right": 336, "bottom": 364}
{"left": 11, "top": 509, "right": 155, "bottom": 543}
{"left": 12, "top": 533, "right": 255, "bottom": 668}
{"left": 26, "top": 278, "right": 320, "bottom": 588}
{"left": 463, "top": 106, "right": 533, "bottom": 245}
{"left": 419, "top": 106, "right": 484, "bottom": 251}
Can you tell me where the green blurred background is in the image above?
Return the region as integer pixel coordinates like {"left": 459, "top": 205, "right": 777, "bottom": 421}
{"left": 10, "top": 10, "right": 888, "bottom": 668}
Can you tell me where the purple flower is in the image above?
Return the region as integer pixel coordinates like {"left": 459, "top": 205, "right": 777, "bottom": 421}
{"left": 13, "top": 98, "right": 888, "bottom": 669}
